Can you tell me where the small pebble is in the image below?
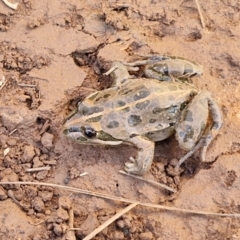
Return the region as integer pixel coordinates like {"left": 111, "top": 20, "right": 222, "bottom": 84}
{"left": 116, "top": 219, "right": 125, "bottom": 229}
{"left": 33, "top": 196, "right": 45, "bottom": 213}
{"left": 139, "top": 231, "right": 153, "bottom": 240}
{"left": 7, "top": 138, "right": 17, "bottom": 146}
{"left": 56, "top": 208, "right": 69, "bottom": 223}
{"left": 35, "top": 170, "right": 48, "bottom": 180}
{"left": 21, "top": 145, "right": 35, "bottom": 163}
{"left": 32, "top": 156, "right": 44, "bottom": 168}
{"left": 113, "top": 231, "right": 125, "bottom": 239}
{"left": 0, "top": 186, "right": 8, "bottom": 200}
{"left": 58, "top": 196, "right": 72, "bottom": 210}
{"left": 53, "top": 223, "right": 63, "bottom": 236}
{"left": 38, "top": 191, "right": 53, "bottom": 202}
{"left": 41, "top": 132, "right": 54, "bottom": 149}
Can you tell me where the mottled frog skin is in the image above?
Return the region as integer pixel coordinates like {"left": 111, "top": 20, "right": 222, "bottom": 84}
{"left": 63, "top": 61, "right": 222, "bottom": 175}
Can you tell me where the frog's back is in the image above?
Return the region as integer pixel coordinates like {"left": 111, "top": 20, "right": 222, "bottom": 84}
{"left": 79, "top": 79, "right": 196, "bottom": 140}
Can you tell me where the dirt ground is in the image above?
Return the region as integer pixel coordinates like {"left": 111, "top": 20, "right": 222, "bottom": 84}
{"left": 0, "top": 0, "right": 240, "bottom": 239}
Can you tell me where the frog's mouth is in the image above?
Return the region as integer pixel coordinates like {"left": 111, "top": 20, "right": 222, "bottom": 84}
{"left": 63, "top": 127, "right": 123, "bottom": 146}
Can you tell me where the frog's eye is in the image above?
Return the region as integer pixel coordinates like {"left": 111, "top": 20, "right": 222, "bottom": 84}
{"left": 84, "top": 127, "right": 96, "bottom": 138}
{"left": 69, "top": 127, "right": 81, "bottom": 132}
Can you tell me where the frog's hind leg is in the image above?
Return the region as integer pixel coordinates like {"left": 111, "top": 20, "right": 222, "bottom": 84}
{"left": 175, "top": 90, "right": 223, "bottom": 171}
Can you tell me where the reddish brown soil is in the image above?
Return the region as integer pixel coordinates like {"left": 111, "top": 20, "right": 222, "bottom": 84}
{"left": 0, "top": 1, "right": 240, "bottom": 239}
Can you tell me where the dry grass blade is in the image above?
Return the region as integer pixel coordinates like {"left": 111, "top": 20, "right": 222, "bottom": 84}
{"left": 194, "top": 0, "right": 205, "bottom": 28}
{"left": 64, "top": 207, "right": 76, "bottom": 240}
{"left": 118, "top": 170, "right": 177, "bottom": 193}
{"left": 83, "top": 203, "right": 138, "bottom": 240}
{"left": 1, "top": 181, "right": 240, "bottom": 218}
{"left": 2, "top": 0, "right": 18, "bottom": 10}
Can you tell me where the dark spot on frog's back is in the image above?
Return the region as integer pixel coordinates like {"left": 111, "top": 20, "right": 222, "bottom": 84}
{"left": 152, "top": 107, "right": 164, "bottom": 114}
{"left": 149, "top": 118, "right": 156, "bottom": 123}
{"left": 119, "top": 88, "right": 133, "bottom": 95}
{"left": 107, "top": 121, "right": 119, "bottom": 129}
{"left": 120, "top": 107, "right": 130, "bottom": 113}
{"left": 136, "top": 100, "right": 150, "bottom": 110}
{"left": 95, "top": 97, "right": 103, "bottom": 102}
{"left": 184, "top": 110, "right": 193, "bottom": 122}
{"left": 117, "top": 100, "right": 126, "bottom": 107}
{"left": 103, "top": 93, "right": 111, "bottom": 98}
{"left": 128, "top": 115, "right": 142, "bottom": 127}
{"left": 133, "top": 90, "right": 150, "bottom": 101}
{"left": 81, "top": 106, "right": 104, "bottom": 116}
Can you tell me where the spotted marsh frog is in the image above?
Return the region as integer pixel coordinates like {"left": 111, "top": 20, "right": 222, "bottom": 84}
{"left": 63, "top": 62, "right": 222, "bottom": 175}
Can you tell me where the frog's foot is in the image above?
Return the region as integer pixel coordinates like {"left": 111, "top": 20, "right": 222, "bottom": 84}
{"left": 124, "top": 157, "right": 139, "bottom": 174}
{"left": 174, "top": 137, "right": 206, "bottom": 171}
{"left": 124, "top": 136, "right": 154, "bottom": 175}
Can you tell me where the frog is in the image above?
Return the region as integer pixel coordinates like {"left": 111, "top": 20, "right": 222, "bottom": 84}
{"left": 123, "top": 55, "right": 203, "bottom": 82}
{"left": 63, "top": 61, "right": 222, "bottom": 175}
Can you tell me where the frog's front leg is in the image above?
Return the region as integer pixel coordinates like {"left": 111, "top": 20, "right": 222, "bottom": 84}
{"left": 124, "top": 136, "right": 154, "bottom": 175}
{"left": 175, "top": 90, "right": 223, "bottom": 170}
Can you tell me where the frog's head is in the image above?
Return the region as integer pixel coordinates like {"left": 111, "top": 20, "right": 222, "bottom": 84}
{"left": 63, "top": 112, "right": 123, "bottom": 146}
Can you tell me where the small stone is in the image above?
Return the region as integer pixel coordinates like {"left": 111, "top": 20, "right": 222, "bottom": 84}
{"left": 113, "top": 231, "right": 125, "bottom": 239}
{"left": 35, "top": 170, "right": 48, "bottom": 180}
{"left": 45, "top": 209, "right": 52, "bottom": 215}
{"left": 116, "top": 219, "right": 125, "bottom": 229}
{"left": 41, "top": 132, "right": 54, "bottom": 149}
{"left": 169, "top": 158, "right": 179, "bottom": 167}
{"left": 1, "top": 170, "right": 19, "bottom": 190}
{"left": 21, "top": 145, "right": 35, "bottom": 163}
{"left": 53, "top": 223, "right": 63, "bottom": 236}
{"left": 39, "top": 154, "right": 49, "bottom": 161}
{"left": 33, "top": 196, "right": 45, "bottom": 213}
{"left": 139, "top": 231, "right": 154, "bottom": 240}
{"left": 0, "top": 186, "right": 7, "bottom": 200}
{"left": 25, "top": 186, "right": 38, "bottom": 199}
{"left": 0, "top": 134, "right": 8, "bottom": 148}
{"left": 1, "top": 109, "right": 23, "bottom": 131}
{"left": 56, "top": 208, "right": 69, "bottom": 223}
{"left": 38, "top": 190, "right": 53, "bottom": 202}
{"left": 80, "top": 213, "right": 99, "bottom": 236}
{"left": 58, "top": 196, "right": 72, "bottom": 210}
{"left": 3, "top": 156, "right": 15, "bottom": 168}
{"left": 43, "top": 159, "right": 57, "bottom": 165}
{"left": 32, "top": 156, "right": 44, "bottom": 168}
{"left": 123, "top": 218, "right": 132, "bottom": 228}
{"left": 13, "top": 188, "right": 24, "bottom": 201}
{"left": 155, "top": 162, "right": 165, "bottom": 172}
{"left": 7, "top": 138, "right": 17, "bottom": 146}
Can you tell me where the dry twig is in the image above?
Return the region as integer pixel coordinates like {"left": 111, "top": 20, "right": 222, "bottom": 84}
{"left": 1, "top": 181, "right": 240, "bottom": 218}
{"left": 0, "top": 76, "right": 7, "bottom": 91}
{"left": 25, "top": 166, "right": 51, "bottom": 172}
{"left": 83, "top": 203, "right": 138, "bottom": 240}
{"left": 65, "top": 207, "right": 76, "bottom": 240}
{"left": 18, "top": 83, "right": 37, "bottom": 88}
{"left": 194, "top": 0, "right": 205, "bottom": 28}
{"left": 2, "top": 0, "right": 18, "bottom": 10}
{"left": 118, "top": 170, "right": 177, "bottom": 193}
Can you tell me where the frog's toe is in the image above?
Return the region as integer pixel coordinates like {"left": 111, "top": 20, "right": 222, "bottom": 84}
{"left": 124, "top": 160, "right": 139, "bottom": 174}
{"left": 129, "top": 156, "right": 136, "bottom": 163}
